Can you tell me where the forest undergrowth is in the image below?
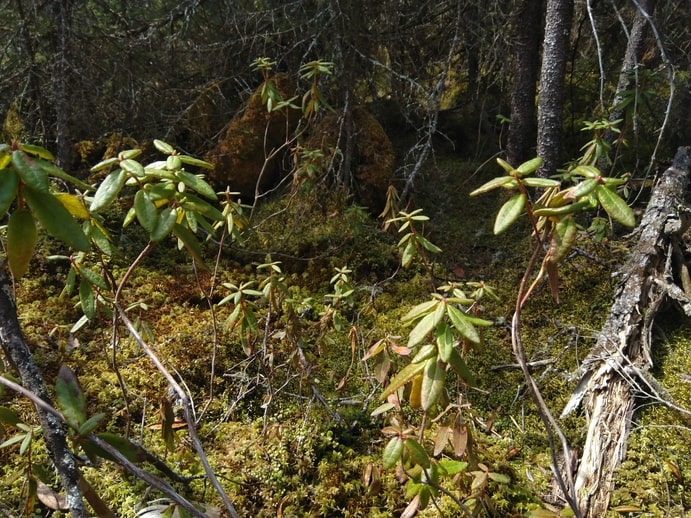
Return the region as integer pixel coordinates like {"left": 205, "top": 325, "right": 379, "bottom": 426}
{"left": 2, "top": 151, "right": 691, "bottom": 517}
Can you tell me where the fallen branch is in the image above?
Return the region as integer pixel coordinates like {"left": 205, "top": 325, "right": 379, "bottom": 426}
{"left": 562, "top": 146, "right": 691, "bottom": 517}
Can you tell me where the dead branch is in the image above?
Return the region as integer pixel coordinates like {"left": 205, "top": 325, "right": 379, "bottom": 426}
{"left": 562, "top": 146, "right": 691, "bottom": 517}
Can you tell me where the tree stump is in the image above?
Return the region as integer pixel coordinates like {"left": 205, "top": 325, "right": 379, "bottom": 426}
{"left": 561, "top": 146, "right": 691, "bottom": 516}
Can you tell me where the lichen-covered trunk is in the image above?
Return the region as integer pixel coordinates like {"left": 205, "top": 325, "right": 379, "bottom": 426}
{"left": 0, "top": 267, "right": 86, "bottom": 517}
{"left": 562, "top": 146, "right": 691, "bottom": 517}
{"left": 536, "top": 0, "right": 573, "bottom": 177}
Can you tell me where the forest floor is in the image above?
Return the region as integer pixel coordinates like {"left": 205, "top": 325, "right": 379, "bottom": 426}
{"left": 3, "top": 150, "right": 691, "bottom": 517}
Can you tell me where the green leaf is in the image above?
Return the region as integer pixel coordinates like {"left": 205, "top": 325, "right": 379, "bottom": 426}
{"left": 90, "top": 168, "right": 127, "bottom": 213}
{"left": 448, "top": 348, "right": 477, "bottom": 386}
{"left": 79, "top": 278, "right": 96, "bottom": 320}
{"left": 55, "top": 365, "right": 86, "bottom": 430}
{"left": 34, "top": 158, "right": 92, "bottom": 191}
{"left": 175, "top": 170, "right": 217, "bottom": 199}
{"left": 18, "top": 143, "right": 54, "bottom": 161}
{"left": 0, "top": 433, "right": 28, "bottom": 449}
{"left": 120, "top": 158, "right": 145, "bottom": 177}
{"left": 438, "top": 459, "right": 468, "bottom": 476}
{"left": 436, "top": 323, "right": 454, "bottom": 362}
{"left": 407, "top": 303, "right": 444, "bottom": 348}
{"left": 496, "top": 158, "right": 514, "bottom": 174}
{"left": 179, "top": 155, "right": 214, "bottom": 170}
{"left": 379, "top": 361, "right": 426, "bottom": 401}
{"left": 522, "top": 177, "right": 561, "bottom": 189}
{"left": 411, "top": 343, "right": 438, "bottom": 364}
{"left": 134, "top": 189, "right": 158, "bottom": 233}
{"left": 515, "top": 157, "right": 543, "bottom": 176}
{"left": 19, "top": 432, "right": 32, "bottom": 455}
{"left": 153, "top": 139, "right": 175, "bottom": 155}
{"left": 401, "top": 240, "right": 416, "bottom": 268}
{"left": 79, "top": 265, "right": 109, "bottom": 291}
{"left": 421, "top": 357, "right": 446, "bottom": 410}
{"left": 7, "top": 208, "right": 37, "bottom": 278}
{"left": 77, "top": 413, "right": 105, "bottom": 435}
{"left": 494, "top": 193, "right": 525, "bottom": 234}
{"left": 567, "top": 177, "right": 599, "bottom": 200}
{"left": 0, "top": 169, "right": 19, "bottom": 214}
{"left": 446, "top": 305, "right": 481, "bottom": 343}
{"left": 0, "top": 407, "right": 22, "bottom": 426}
{"left": 596, "top": 186, "right": 635, "bottom": 227}
{"left": 402, "top": 299, "right": 439, "bottom": 323}
{"left": 573, "top": 164, "right": 600, "bottom": 178}
{"left": 23, "top": 187, "right": 90, "bottom": 251}
{"left": 151, "top": 207, "right": 177, "bottom": 242}
{"left": 92, "top": 432, "right": 147, "bottom": 463}
{"left": 90, "top": 157, "right": 119, "bottom": 173}
{"left": 404, "top": 437, "right": 431, "bottom": 468}
{"left": 12, "top": 150, "right": 49, "bottom": 192}
{"left": 178, "top": 191, "right": 225, "bottom": 221}
{"left": 469, "top": 175, "right": 514, "bottom": 196}
{"left": 89, "top": 222, "right": 113, "bottom": 256}
{"left": 488, "top": 472, "right": 511, "bottom": 484}
{"left": 118, "top": 149, "right": 142, "bottom": 160}
{"left": 417, "top": 235, "right": 441, "bottom": 254}
{"left": 549, "top": 216, "right": 578, "bottom": 263}
{"left": 382, "top": 436, "right": 403, "bottom": 469}
{"left": 533, "top": 198, "right": 595, "bottom": 218}
{"left": 172, "top": 224, "right": 208, "bottom": 270}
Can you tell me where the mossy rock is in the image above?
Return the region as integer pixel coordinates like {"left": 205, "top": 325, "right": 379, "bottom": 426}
{"left": 305, "top": 106, "right": 395, "bottom": 214}
{"left": 205, "top": 73, "right": 300, "bottom": 200}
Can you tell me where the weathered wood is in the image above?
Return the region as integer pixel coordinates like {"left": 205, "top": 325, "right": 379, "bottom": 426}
{"left": 562, "top": 146, "right": 691, "bottom": 517}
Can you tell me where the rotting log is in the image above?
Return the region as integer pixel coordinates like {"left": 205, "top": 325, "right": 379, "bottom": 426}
{"left": 562, "top": 146, "right": 691, "bottom": 517}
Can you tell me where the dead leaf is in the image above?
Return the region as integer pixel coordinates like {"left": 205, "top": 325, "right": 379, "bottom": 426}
{"left": 36, "top": 481, "right": 68, "bottom": 510}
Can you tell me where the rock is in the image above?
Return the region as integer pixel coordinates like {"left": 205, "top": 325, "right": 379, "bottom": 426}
{"left": 205, "top": 73, "right": 300, "bottom": 200}
{"left": 305, "top": 106, "right": 395, "bottom": 213}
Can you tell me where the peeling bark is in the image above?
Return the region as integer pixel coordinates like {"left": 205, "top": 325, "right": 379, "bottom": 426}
{"left": 562, "top": 146, "right": 691, "bottom": 517}
{"left": 0, "top": 267, "right": 86, "bottom": 517}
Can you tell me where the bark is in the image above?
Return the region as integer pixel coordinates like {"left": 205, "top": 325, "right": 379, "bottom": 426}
{"left": 536, "top": 0, "right": 574, "bottom": 177}
{"left": 602, "top": 0, "right": 657, "bottom": 160}
{"left": 506, "top": 0, "right": 543, "bottom": 167}
{"left": 0, "top": 267, "right": 86, "bottom": 517}
{"left": 562, "top": 146, "right": 691, "bottom": 517}
{"left": 49, "top": 0, "right": 74, "bottom": 167}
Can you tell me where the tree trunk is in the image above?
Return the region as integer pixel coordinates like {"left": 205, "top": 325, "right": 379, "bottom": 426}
{"left": 536, "top": 0, "right": 574, "bottom": 177}
{"left": 562, "top": 146, "right": 691, "bottom": 517}
{"left": 506, "top": 0, "right": 543, "bottom": 167}
{"left": 0, "top": 267, "right": 86, "bottom": 517}
{"left": 48, "top": 0, "right": 74, "bottom": 167}
{"left": 601, "top": 0, "right": 657, "bottom": 165}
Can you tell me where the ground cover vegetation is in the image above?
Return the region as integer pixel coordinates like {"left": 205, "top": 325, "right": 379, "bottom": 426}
{"left": 1, "top": 1, "right": 691, "bottom": 517}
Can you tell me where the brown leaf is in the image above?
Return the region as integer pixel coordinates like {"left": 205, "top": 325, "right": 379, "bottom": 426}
{"left": 36, "top": 481, "right": 68, "bottom": 511}
{"left": 400, "top": 493, "right": 420, "bottom": 518}
{"left": 434, "top": 426, "right": 450, "bottom": 456}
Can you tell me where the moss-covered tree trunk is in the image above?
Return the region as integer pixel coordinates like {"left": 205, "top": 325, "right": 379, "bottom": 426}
{"left": 562, "top": 146, "right": 691, "bottom": 517}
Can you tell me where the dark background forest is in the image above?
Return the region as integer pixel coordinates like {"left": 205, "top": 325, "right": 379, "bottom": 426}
{"left": 1, "top": 1, "right": 691, "bottom": 517}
